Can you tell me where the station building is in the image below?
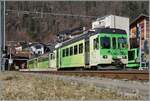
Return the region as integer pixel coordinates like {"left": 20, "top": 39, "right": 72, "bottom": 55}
{"left": 130, "top": 14, "right": 149, "bottom": 67}
{"left": 130, "top": 14, "right": 149, "bottom": 45}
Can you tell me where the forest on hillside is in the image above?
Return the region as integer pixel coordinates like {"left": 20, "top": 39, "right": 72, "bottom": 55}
{"left": 6, "top": 1, "right": 149, "bottom": 43}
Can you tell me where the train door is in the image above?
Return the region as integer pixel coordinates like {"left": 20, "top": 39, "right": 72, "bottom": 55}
{"left": 56, "top": 49, "right": 60, "bottom": 69}
{"left": 84, "top": 38, "right": 90, "bottom": 67}
{"left": 48, "top": 53, "right": 51, "bottom": 68}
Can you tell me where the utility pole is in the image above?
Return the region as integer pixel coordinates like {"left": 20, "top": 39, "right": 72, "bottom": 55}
{"left": 137, "top": 23, "right": 142, "bottom": 70}
{"left": 0, "top": 0, "right": 5, "bottom": 71}
{"left": 0, "top": 1, "right": 2, "bottom": 71}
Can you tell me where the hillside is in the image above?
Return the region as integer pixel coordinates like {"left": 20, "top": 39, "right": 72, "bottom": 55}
{"left": 6, "top": 1, "right": 149, "bottom": 43}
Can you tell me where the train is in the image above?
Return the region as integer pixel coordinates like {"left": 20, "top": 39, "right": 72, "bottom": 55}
{"left": 27, "top": 28, "right": 131, "bottom": 70}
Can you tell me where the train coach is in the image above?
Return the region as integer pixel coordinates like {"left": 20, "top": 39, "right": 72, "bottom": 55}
{"left": 49, "top": 28, "right": 128, "bottom": 70}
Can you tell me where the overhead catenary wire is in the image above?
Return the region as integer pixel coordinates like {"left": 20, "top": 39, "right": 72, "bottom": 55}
{"left": 6, "top": 9, "right": 98, "bottom": 19}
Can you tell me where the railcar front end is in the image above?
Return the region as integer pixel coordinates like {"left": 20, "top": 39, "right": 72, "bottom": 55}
{"left": 89, "top": 28, "right": 128, "bottom": 69}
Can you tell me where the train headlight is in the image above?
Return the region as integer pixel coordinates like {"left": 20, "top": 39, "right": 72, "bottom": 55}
{"left": 103, "top": 55, "right": 108, "bottom": 59}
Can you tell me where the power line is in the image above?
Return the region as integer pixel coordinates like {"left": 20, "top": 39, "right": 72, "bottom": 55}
{"left": 6, "top": 9, "right": 97, "bottom": 19}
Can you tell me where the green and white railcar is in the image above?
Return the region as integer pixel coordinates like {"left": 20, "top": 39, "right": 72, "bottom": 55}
{"left": 89, "top": 30, "right": 128, "bottom": 69}
{"left": 27, "top": 54, "right": 49, "bottom": 70}
{"left": 51, "top": 28, "right": 128, "bottom": 70}
{"left": 51, "top": 40, "right": 85, "bottom": 69}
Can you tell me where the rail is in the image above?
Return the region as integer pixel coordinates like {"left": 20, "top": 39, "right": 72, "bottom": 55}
{"left": 20, "top": 70, "right": 149, "bottom": 81}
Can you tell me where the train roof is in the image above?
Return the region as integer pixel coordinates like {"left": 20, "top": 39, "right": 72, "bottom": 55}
{"left": 56, "top": 28, "right": 127, "bottom": 48}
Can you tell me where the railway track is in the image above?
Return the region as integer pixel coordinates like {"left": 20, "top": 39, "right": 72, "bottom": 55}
{"left": 20, "top": 69, "right": 149, "bottom": 81}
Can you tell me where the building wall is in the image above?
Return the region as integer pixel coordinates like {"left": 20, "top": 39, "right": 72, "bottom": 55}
{"left": 130, "top": 18, "right": 149, "bottom": 48}
{"left": 146, "top": 20, "right": 150, "bottom": 48}
{"left": 130, "top": 19, "right": 145, "bottom": 39}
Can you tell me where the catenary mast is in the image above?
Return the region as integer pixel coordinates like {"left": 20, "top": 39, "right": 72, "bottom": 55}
{"left": 0, "top": 0, "right": 5, "bottom": 71}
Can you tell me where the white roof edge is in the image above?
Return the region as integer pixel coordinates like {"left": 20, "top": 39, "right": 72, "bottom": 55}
{"left": 95, "top": 14, "right": 129, "bottom": 22}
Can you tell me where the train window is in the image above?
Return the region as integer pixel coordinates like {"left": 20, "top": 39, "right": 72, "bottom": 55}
{"left": 137, "top": 49, "right": 139, "bottom": 57}
{"left": 122, "top": 38, "right": 127, "bottom": 48}
{"left": 118, "top": 37, "right": 127, "bottom": 48}
{"left": 85, "top": 40, "right": 89, "bottom": 52}
{"left": 93, "top": 37, "right": 99, "bottom": 50}
{"left": 112, "top": 37, "right": 116, "bottom": 49}
{"left": 96, "top": 38, "right": 99, "bottom": 49}
{"left": 53, "top": 53, "right": 55, "bottom": 59}
{"left": 79, "top": 43, "right": 83, "bottom": 54}
{"left": 66, "top": 48, "right": 69, "bottom": 56}
{"left": 50, "top": 54, "right": 55, "bottom": 60}
{"left": 62, "top": 49, "right": 65, "bottom": 57}
{"left": 70, "top": 47, "right": 73, "bottom": 56}
{"left": 100, "top": 37, "right": 110, "bottom": 49}
{"left": 50, "top": 54, "right": 53, "bottom": 60}
{"left": 118, "top": 42, "right": 121, "bottom": 48}
{"left": 74, "top": 45, "right": 78, "bottom": 55}
{"left": 93, "top": 39, "right": 96, "bottom": 49}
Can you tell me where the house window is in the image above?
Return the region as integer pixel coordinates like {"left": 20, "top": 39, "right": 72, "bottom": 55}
{"left": 35, "top": 45, "right": 42, "bottom": 49}
{"left": 79, "top": 43, "right": 83, "bottom": 54}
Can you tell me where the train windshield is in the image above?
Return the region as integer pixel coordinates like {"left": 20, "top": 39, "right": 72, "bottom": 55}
{"left": 118, "top": 37, "right": 127, "bottom": 48}
{"left": 100, "top": 37, "right": 111, "bottom": 49}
